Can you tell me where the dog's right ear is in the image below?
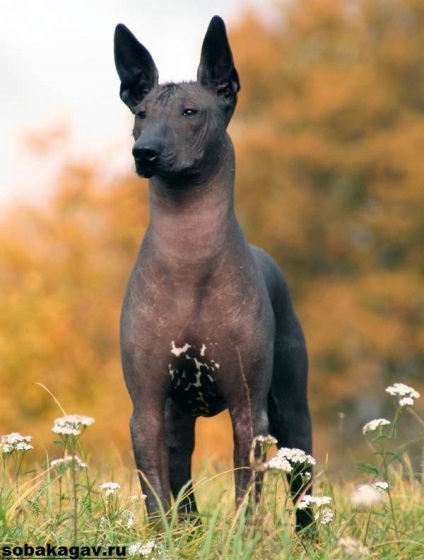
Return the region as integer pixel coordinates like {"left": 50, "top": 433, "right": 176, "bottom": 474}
{"left": 114, "top": 24, "right": 158, "bottom": 112}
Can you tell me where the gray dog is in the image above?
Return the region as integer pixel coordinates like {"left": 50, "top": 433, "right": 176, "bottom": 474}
{"left": 114, "top": 15, "right": 313, "bottom": 532}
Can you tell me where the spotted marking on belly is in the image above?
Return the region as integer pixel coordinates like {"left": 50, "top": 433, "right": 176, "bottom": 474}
{"left": 169, "top": 341, "right": 223, "bottom": 417}
{"left": 171, "top": 341, "right": 191, "bottom": 356}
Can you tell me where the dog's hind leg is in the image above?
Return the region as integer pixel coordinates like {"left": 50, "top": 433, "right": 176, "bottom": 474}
{"left": 165, "top": 399, "right": 198, "bottom": 518}
{"left": 268, "top": 321, "right": 314, "bottom": 533}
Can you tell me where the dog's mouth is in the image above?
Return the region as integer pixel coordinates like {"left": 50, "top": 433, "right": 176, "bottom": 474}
{"left": 134, "top": 155, "right": 182, "bottom": 183}
{"left": 134, "top": 159, "right": 157, "bottom": 179}
{"left": 139, "top": 167, "right": 155, "bottom": 179}
{"left": 134, "top": 155, "right": 201, "bottom": 186}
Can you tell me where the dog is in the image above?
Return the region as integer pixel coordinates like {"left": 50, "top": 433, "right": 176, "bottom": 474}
{"left": 114, "top": 15, "right": 313, "bottom": 532}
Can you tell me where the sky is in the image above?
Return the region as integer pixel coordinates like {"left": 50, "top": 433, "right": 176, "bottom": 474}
{"left": 0, "top": 0, "right": 271, "bottom": 209}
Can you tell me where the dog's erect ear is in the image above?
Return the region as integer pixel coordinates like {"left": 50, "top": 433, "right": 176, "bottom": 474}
{"left": 114, "top": 24, "right": 159, "bottom": 112}
{"left": 197, "top": 16, "right": 240, "bottom": 120}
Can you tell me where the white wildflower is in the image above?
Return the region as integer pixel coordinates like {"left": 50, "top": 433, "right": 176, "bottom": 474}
{"left": 386, "top": 383, "right": 420, "bottom": 406}
{"left": 0, "top": 433, "right": 33, "bottom": 455}
{"left": 50, "top": 457, "right": 68, "bottom": 468}
{"left": 265, "top": 447, "right": 315, "bottom": 472}
{"left": 297, "top": 495, "right": 332, "bottom": 509}
{"left": 128, "top": 540, "right": 156, "bottom": 556}
{"left": 130, "top": 493, "right": 147, "bottom": 503}
{"left": 315, "top": 507, "right": 334, "bottom": 525}
{"left": 15, "top": 442, "right": 32, "bottom": 451}
{"left": 254, "top": 435, "right": 278, "bottom": 447}
{"left": 99, "top": 482, "right": 121, "bottom": 496}
{"left": 50, "top": 455, "right": 87, "bottom": 469}
{"left": 298, "top": 495, "right": 334, "bottom": 525}
{"left": 338, "top": 536, "right": 370, "bottom": 558}
{"left": 52, "top": 426, "right": 81, "bottom": 436}
{"left": 265, "top": 454, "right": 292, "bottom": 473}
{"left": 351, "top": 484, "right": 383, "bottom": 507}
{"left": 373, "top": 481, "right": 389, "bottom": 493}
{"left": 120, "top": 509, "right": 136, "bottom": 528}
{"left": 251, "top": 435, "right": 278, "bottom": 466}
{"left": 53, "top": 414, "right": 94, "bottom": 437}
{"left": 362, "top": 418, "right": 391, "bottom": 435}
{"left": 278, "top": 447, "right": 316, "bottom": 465}
{"left": 126, "top": 512, "right": 136, "bottom": 529}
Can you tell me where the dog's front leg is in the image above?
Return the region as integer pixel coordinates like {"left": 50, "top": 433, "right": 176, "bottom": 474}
{"left": 230, "top": 405, "right": 269, "bottom": 509}
{"left": 232, "top": 415, "right": 255, "bottom": 507}
{"left": 130, "top": 405, "right": 171, "bottom": 518}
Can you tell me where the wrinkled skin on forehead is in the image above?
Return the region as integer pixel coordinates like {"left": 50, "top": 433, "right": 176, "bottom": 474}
{"left": 131, "top": 83, "right": 229, "bottom": 183}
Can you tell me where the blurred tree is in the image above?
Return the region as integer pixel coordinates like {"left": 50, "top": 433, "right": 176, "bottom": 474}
{"left": 0, "top": 160, "right": 147, "bottom": 455}
{"left": 230, "top": 0, "right": 424, "bottom": 440}
{"left": 1, "top": 0, "right": 423, "bottom": 466}
{"left": 0, "top": 159, "right": 234, "bottom": 464}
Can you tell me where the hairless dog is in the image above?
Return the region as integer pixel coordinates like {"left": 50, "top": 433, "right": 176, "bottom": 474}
{"left": 114, "top": 15, "right": 313, "bottom": 532}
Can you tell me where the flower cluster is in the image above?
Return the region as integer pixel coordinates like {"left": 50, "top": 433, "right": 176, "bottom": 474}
{"left": 102, "top": 508, "right": 136, "bottom": 529}
{"left": 338, "top": 537, "right": 370, "bottom": 558}
{"left": 351, "top": 484, "right": 384, "bottom": 507}
{"left": 128, "top": 540, "right": 156, "bottom": 557}
{"left": 363, "top": 382, "right": 420, "bottom": 438}
{"left": 265, "top": 447, "right": 316, "bottom": 473}
{"left": 254, "top": 435, "right": 277, "bottom": 446}
{"left": 52, "top": 415, "right": 95, "bottom": 437}
{"left": 120, "top": 509, "right": 136, "bottom": 529}
{"left": 99, "top": 482, "right": 121, "bottom": 496}
{"left": 297, "top": 495, "right": 332, "bottom": 509}
{"left": 129, "top": 493, "right": 147, "bottom": 503}
{"left": 385, "top": 382, "right": 420, "bottom": 407}
{"left": 315, "top": 507, "right": 334, "bottom": 525}
{"left": 254, "top": 435, "right": 278, "bottom": 444}
{"left": 253, "top": 434, "right": 278, "bottom": 456}
{"left": 0, "top": 433, "right": 33, "bottom": 455}
{"left": 362, "top": 418, "right": 391, "bottom": 435}
{"left": 298, "top": 495, "right": 334, "bottom": 525}
{"left": 50, "top": 455, "right": 87, "bottom": 470}
{"left": 373, "top": 481, "right": 389, "bottom": 493}
{"left": 265, "top": 454, "right": 292, "bottom": 473}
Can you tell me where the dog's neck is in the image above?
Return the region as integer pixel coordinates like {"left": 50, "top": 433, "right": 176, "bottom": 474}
{"left": 146, "top": 138, "right": 239, "bottom": 262}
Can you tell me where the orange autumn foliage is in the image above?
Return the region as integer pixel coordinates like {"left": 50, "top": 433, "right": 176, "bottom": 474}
{"left": 1, "top": 0, "right": 423, "bottom": 467}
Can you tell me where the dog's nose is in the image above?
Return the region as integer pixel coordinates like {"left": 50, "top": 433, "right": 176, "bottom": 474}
{"left": 132, "top": 141, "right": 161, "bottom": 178}
{"left": 132, "top": 145, "right": 158, "bottom": 163}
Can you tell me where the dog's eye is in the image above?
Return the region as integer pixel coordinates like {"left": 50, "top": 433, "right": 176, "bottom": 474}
{"left": 182, "top": 108, "right": 198, "bottom": 117}
{"left": 136, "top": 110, "right": 147, "bottom": 120}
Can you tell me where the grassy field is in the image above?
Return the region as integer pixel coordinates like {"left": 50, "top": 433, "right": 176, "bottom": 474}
{"left": 1, "top": 384, "right": 423, "bottom": 559}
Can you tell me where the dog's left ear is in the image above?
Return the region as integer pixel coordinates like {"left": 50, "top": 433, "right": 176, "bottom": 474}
{"left": 197, "top": 16, "right": 240, "bottom": 121}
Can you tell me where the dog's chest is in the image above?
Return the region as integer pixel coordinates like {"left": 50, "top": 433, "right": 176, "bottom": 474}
{"left": 168, "top": 341, "right": 225, "bottom": 417}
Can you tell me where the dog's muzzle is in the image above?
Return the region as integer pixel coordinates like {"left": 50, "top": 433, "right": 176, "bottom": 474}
{"left": 133, "top": 144, "right": 160, "bottom": 178}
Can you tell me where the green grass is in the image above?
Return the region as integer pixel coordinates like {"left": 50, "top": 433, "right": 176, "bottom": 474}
{"left": 1, "top": 385, "right": 423, "bottom": 559}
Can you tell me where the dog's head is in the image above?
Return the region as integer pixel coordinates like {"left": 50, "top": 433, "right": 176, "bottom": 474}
{"left": 114, "top": 17, "right": 240, "bottom": 182}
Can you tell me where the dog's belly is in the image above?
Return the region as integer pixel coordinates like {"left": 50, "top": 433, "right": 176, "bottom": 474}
{"left": 168, "top": 340, "right": 226, "bottom": 417}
